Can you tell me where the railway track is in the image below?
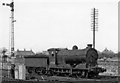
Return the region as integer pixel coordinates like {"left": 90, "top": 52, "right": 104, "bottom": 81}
{"left": 97, "top": 75, "right": 119, "bottom": 80}
{"left": 1, "top": 75, "right": 119, "bottom": 83}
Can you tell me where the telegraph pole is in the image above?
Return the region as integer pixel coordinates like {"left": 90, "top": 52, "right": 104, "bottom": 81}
{"left": 3, "top": 0, "right": 15, "bottom": 57}
{"left": 91, "top": 8, "right": 98, "bottom": 49}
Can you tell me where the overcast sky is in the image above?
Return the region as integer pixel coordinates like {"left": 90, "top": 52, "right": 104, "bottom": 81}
{"left": 0, "top": 0, "right": 118, "bottom": 53}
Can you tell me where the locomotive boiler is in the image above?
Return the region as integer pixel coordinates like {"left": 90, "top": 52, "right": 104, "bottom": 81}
{"left": 48, "top": 44, "right": 98, "bottom": 68}
{"left": 24, "top": 44, "right": 106, "bottom": 80}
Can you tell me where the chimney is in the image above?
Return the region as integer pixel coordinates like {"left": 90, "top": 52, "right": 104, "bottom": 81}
{"left": 17, "top": 49, "right": 19, "bottom": 52}
{"left": 87, "top": 44, "right": 92, "bottom": 48}
{"left": 24, "top": 48, "right": 26, "bottom": 51}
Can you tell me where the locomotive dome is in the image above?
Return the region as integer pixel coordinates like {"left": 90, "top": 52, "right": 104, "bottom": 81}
{"left": 72, "top": 45, "right": 78, "bottom": 50}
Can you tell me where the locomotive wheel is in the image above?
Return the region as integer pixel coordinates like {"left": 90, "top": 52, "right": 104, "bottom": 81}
{"left": 93, "top": 72, "right": 99, "bottom": 78}
{"left": 88, "top": 71, "right": 94, "bottom": 78}
{"left": 27, "top": 67, "right": 34, "bottom": 74}
{"left": 81, "top": 71, "right": 85, "bottom": 78}
{"left": 35, "top": 67, "right": 42, "bottom": 75}
{"left": 80, "top": 70, "right": 88, "bottom": 78}
{"left": 88, "top": 72, "right": 99, "bottom": 78}
{"left": 46, "top": 70, "right": 51, "bottom": 76}
{"left": 47, "top": 70, "right": 54, "bottom": 76}
{"left": 42, "top": 70, "right": 46, "bottom": 74}
{"left": 35, "top": 67, "right": 46, "bottom": 75}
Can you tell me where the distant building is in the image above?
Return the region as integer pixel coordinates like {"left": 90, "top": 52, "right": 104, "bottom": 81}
{"left": 15, "top": 49, "right": 35, "bottom": 58}
{"left": 102, "top": 48, "right": 114, "bottom": 55}
{"left": 2, "top": 55, "right": 8, "bottom": 62}
{"left": 98, "top": 48, "right": 115, "bottom": 59}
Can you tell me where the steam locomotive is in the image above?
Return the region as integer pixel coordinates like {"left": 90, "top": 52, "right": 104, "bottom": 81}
{"left": 24, "top": 44, "right": 106, "bottom": 80}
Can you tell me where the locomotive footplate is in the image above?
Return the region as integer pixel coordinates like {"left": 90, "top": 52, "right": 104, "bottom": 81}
{"left": 87, "top": 67, "right": 107, "bottom": 78}
{"left": 88, "top": 67, "right": 106, "bottom": 74}
{"left": 72, "top": 67, "right": 106, "bottom": 78}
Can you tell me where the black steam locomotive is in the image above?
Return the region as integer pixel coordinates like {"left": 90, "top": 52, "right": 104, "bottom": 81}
{"left": 25, "top": 44, "right": 106, "bottom": 80}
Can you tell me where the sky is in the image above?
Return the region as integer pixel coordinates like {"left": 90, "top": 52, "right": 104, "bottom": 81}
{"left": 0, "top": 0, "right": 118, "bottom": 53}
